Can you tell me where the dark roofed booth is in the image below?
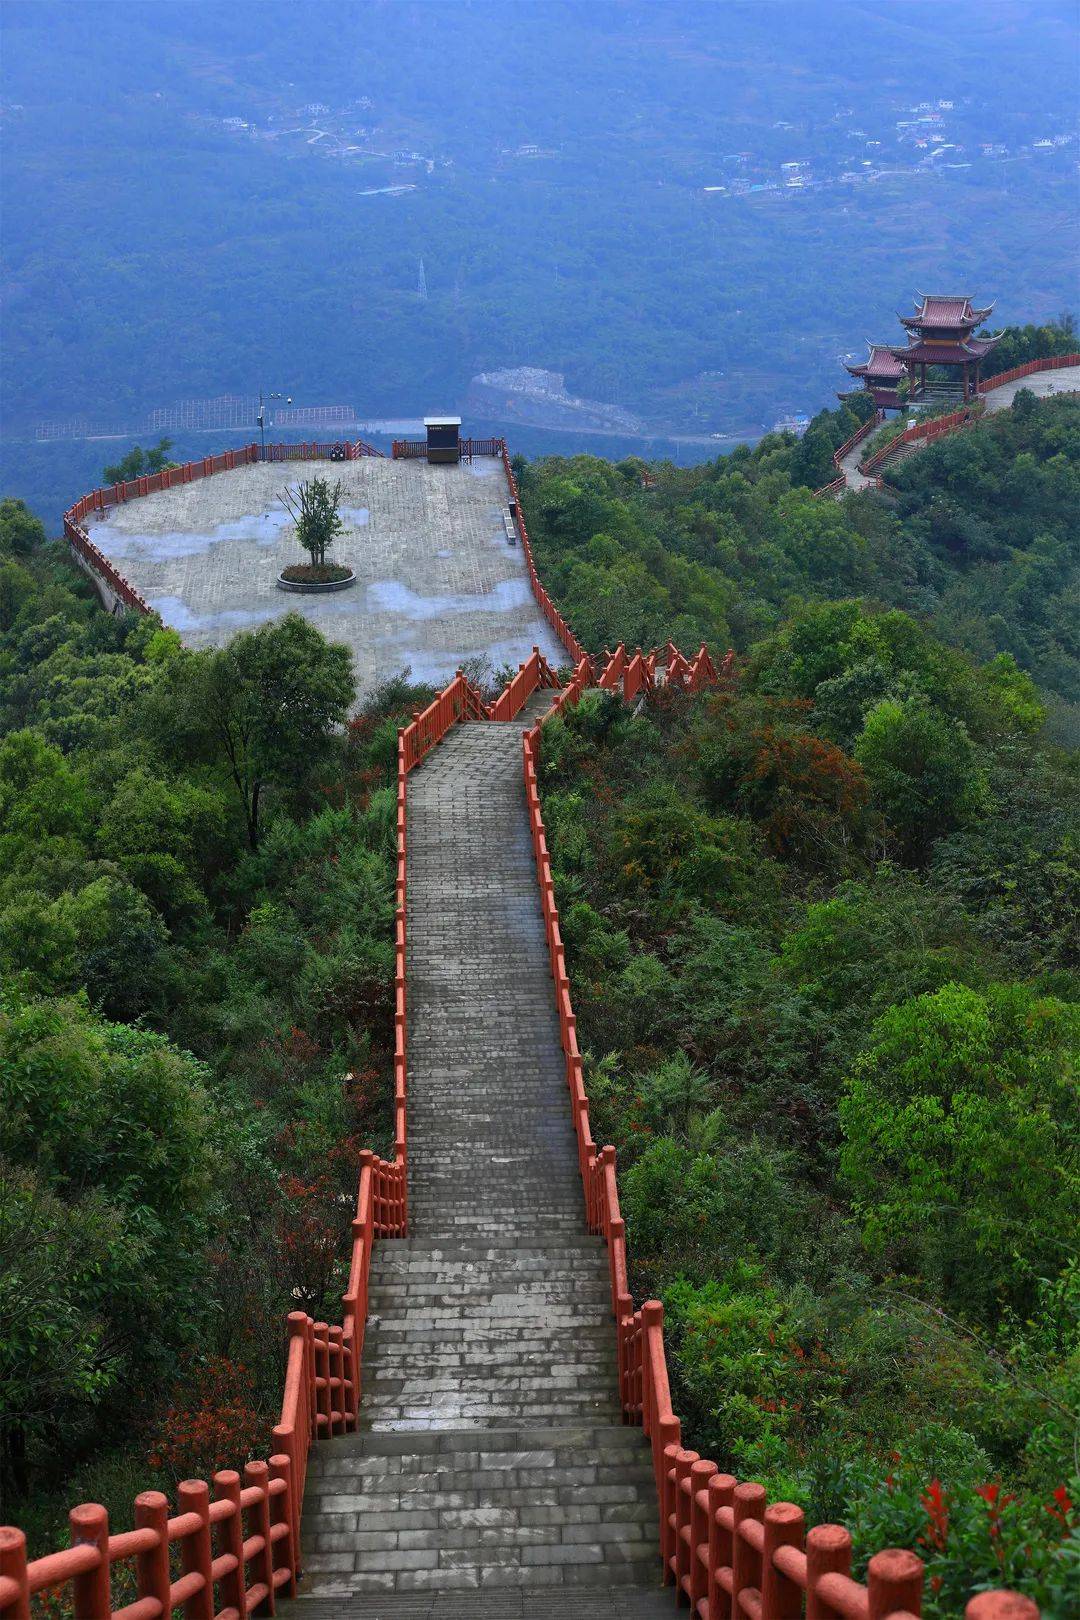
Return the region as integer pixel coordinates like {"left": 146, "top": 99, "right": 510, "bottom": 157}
{"left": 425, "top": 416, "right": 462, "bottom": 465}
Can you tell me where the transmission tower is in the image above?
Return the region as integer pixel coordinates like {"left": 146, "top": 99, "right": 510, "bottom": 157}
{"left": 417, "top": 256, "right": 428, "bottom": 301}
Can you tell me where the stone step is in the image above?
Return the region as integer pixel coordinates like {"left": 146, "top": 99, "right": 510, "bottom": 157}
{"left": 287, "top": 1588, "right": 671, "bottom": 1617}
{"left": 290, "top": 716, "right": 661, "bottom": 1597}
{"left": 370, "top": 1237, "right": 608, "bottom": 1257}
{"left": 299, "top": 1425, "right": 660, "bottom": 1596}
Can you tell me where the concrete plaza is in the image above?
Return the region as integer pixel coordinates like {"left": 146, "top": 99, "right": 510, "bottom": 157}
{"left": 86, "top": 456, "right": 565, "bottom": 698}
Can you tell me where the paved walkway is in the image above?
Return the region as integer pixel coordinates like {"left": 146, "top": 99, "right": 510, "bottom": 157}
{"left": 833, "top": 364, "right": 1080, "bottom": 495}
{"left": 982, "top": 364, "right": 1080, "bottom": 413}
{"left": 84, "top": 458, "right": 564, "bottom": 700}
{"left": 289, "top": 693, "right": 669, "bottom": 1610}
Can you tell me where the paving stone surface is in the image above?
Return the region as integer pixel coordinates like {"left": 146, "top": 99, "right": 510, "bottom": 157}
{"left": 289, "top": 696, "right": 667, "bottom": 1609}
{"left": 85, "top": 456, "right": 564, "bottom": 699}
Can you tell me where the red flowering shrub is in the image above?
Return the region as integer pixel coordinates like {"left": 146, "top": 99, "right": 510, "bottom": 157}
{"left": 146, "top": 1357, "right": 263, "bottom": 1484}
{"left": 841, "top": 1454, "right": 1078, "bottom": 1616}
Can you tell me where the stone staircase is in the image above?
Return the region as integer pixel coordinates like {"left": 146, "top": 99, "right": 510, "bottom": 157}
{"left": 291, "top": 693, "right": 667, "bottom": 1612}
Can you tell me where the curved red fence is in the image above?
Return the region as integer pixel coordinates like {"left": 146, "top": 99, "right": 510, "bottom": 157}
{"left": 63, "top": 441, "right": 384, "bottom": 615}
{"left": 499, "top": 444, "right": 594, "bottom": 671}
{"left": 980, "top": 351, "right": 1080, "bottom": 392}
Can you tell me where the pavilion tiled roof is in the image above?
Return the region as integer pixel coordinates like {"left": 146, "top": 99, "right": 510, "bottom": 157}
{"left": 899, "top": 293, "right": 996, "bottom": 331}
{"left": 889, "top": 333, "right": 1002, "bottom": 366}
{"left": 845, "top": 343, "right": 907, "bottom": 381}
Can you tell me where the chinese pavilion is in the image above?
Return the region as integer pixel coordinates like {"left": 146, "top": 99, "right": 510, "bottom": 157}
{"left": 840, "top": 343, "right": 907, "bottom": 410}
{"left": 888, "top": 293, "right": 1003, "bottom": 400}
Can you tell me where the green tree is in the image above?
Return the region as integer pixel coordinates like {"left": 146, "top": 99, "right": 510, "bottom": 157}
{"left": 279, "top": 476, "right": 345, "bottom": 571}
{"left": 839, "top": 982, "right": 1079, "bottom": 1321}
{"left": 0, "top": 499, "right": 46, "bottom": 557}
{"left": 855, "top": 698, "right": 980, "bottom": 860}
{"left": 166, "top": 614, "right": 355, "bottom": 848}
{"left": 0, "top": 992, "right": 216, "bottom": 1496}
{"left": 102, "top": 438, "right": 175, "bottom": 485}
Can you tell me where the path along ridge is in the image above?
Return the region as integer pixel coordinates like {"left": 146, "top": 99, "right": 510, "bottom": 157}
{"left": 832, "top": 361, "right": 1080, "bottom": 494}
{"left": 287, "top": 688, "right": 670, "bottom": 1612}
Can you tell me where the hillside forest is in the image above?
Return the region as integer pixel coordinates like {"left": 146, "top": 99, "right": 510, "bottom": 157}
{"left": 0, "top": 360, "right": 1077, "bottom": 1611}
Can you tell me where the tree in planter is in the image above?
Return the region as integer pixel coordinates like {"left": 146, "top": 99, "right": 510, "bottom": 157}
{"left": 279, "top": 477, "right": 346, "bottom": 574}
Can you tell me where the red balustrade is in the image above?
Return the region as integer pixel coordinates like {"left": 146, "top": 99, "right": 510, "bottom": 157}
{"left": 399, "top": 670, "right": 488, "bottom": 770}
{"left": 980, "top": 351, "right": 1080, "bottom": 392}
{"left": 599, "top": 642, "right": 720, "bottom": 699}
{"left": 520, "top": 665, "right": 1038, "bottom": 1620}
{"left": 812, "top": 411, "right": 882, "bottom": 497}
{"left": 61, "top": 440, "right": 386, "bottom": 614}
{"left": 500, "top": 444, "right": 593, "bottom": 672}
{"left": 851, "top": 354, "right": 1080, "bottom": 482}
{"left": 488, "top": 646, "right": 562, "bottom": 721}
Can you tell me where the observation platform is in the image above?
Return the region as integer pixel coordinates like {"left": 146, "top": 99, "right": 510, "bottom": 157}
{"left": 84, "top": 456, "right": 564, "bottom": 697}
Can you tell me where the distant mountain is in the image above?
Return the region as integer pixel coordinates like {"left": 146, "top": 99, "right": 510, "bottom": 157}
{"left": 1, "top": 0, "right": 1076, "bottom": 497}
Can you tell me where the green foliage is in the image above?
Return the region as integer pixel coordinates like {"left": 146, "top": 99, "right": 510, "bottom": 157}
{"left": 279, "top": 476, "right": 346, "bottom": 571}
{"left": 524, "top": 394, "right": 1080, "bottom": 712}
{"left": 840, "top": 982, "right": 1079, "bottom": 1322}
{"left": 0, "top": 499, "right": 46, "bottom": 557}
{"left": 153, "top": 613, "right": 355, "bottom": 848}
{"left": 102, "top": 439, "right": 175, "bottom": 485}
{"left": 538, "top": 536, "right": 1078, "bottom": 1605}
{"left": 855, "top": 698, "right": 981, "bottom": 860}
{"left": 0, "top": 534, "right": 428, "bottom": 1529}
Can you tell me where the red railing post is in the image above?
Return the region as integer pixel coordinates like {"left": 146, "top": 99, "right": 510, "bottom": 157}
{"left": 69, "top": 1504, "right": 110, "bottom": 1620}
{"left": 134, "top": 1492, "right": 170, "bottom": 1620}
{"left": 673, "top": 1448, "right": 698, "bottom": 1592}
{"left": 966, "top": 1597, "right": 1040, "bottom": 1620}
{"left": 177, "top": 1480, "right": 214, "bottom": 1620}
{"left": 867, "top": 1547, "right": 922, "bottom": 1619}
{"left": 762, "top": 1501, "right": 805, "bottom": 1620}
{"left": 328, "top": 1325, "right": 346, "bottom": 1434}
{"left": 244, "top": 1460, "right": 276, "bottom": 1616}
{"left": 212, "top": 1471, "right": 248, "bottom": 1620}
{"left": 706, "top": 1473, "right": 737, "bottom": 1620}
{"left": 268, "top": 1454, "right": 296, "bottom": 1598}
{"left": 688, "top": 1457, "right": 716, "bottom": 1608}
{"left": 732, "top": 1482, "right": 766, "bottom": 1614}
{"left": 806, "top": 1524, "right": 852, "bottom": 1620}
{"left": 0, "top": 1528, "right": 30, "bottom": 1620}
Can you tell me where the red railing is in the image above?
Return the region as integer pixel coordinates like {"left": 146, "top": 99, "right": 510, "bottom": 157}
{"left": 818, "top": 353, "right": 1080, "bottom": 494}
{"left": 62, "top": 441, "right": 384, "bottom": 614}
{"left": 399, "top": 669, "right": 489, "bottom": 770}
{"left": 521, "top": 660, "right": 1036, "bottom": 1620}
{"left": 500, "top": 445, "right": 594, "bottom": 672}
{"left": 598, "top": 642, "right": 721, "bottom": 701}
{"left": 859, "top": 404, "right": 982, "bottom": 474}
{"left": 0, "top": 1152, "right": 403, "bottom": 1620}
{"left": 980, "top": 351, "right": 1080, "bottom": 392}
{"left": 488, "top": 646, "right": 562, "bottom": 722}
{"left": 390, "top": 436, "right": 503, "bottom": 460}
{"left": 811, "top": 411, "right": 881, "bottom": 498}
{"left": 261, "top": 439, "right": 383, "bottom": 461}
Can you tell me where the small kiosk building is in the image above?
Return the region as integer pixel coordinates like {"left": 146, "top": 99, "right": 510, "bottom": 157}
{"left": 425, "top": 416, "right": 462, "bottom": 465}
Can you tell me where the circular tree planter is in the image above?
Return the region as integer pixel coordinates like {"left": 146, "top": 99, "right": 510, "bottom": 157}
{"left": 277, "top": 564, "right": 356, "bottom": 594}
